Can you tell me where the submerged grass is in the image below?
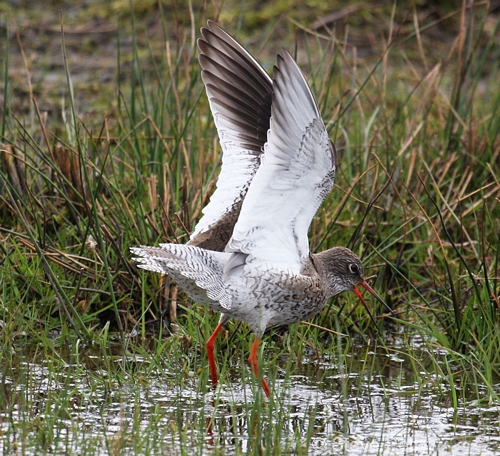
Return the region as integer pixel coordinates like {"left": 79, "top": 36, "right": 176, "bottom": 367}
{"left": 1, "top": 1, "right": 500, "bottom": 454}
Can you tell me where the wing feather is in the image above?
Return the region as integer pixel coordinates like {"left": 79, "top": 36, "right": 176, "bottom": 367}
{"left": 189, "top": 21, "right": 273, "bottom": 251}
{"left": 226, "top": 52, "right": 336, "bottom": 273}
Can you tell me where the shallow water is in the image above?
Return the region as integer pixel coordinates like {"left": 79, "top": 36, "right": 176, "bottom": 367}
{"left": 1, "top": 339, "right": 499, "bottom": 455}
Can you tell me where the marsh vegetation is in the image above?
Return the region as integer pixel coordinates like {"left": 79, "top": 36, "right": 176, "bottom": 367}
{"left": 1, "top": 1, "right": 499, "bottom": 454}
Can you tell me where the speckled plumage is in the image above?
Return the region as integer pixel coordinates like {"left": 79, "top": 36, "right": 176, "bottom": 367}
{"left": 131, "top": 21, "right": 389, "bottom": 397}
{"left": 131, "top": 244, "right": 369, "bottom": 338}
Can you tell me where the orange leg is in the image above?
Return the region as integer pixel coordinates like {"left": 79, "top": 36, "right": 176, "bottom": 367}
{"left": 248, "top": 338, "right": 270, "bottom": 398}
{"left": 206, "top": 322, "right": 225, "bottom": 386}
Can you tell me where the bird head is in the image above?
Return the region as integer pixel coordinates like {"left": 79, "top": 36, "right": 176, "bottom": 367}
{"left": 316, "top": 246, "right": 393, "bottom": 316}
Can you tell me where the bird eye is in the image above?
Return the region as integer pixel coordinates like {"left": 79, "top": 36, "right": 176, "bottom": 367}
{"left": 349, "top": 263, "right": 359, "bottom": 274}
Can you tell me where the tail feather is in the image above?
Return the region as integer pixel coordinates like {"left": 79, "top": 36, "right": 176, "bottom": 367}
{"left": 130, "top": 244, "right": 232, "bottom": 309}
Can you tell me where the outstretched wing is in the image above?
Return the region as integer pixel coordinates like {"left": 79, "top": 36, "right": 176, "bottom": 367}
{"left": 189, "top": 21, "right": 273, "bottom": 251}
{"left": 226, "top": 51, "right": 336, "bottom": 273}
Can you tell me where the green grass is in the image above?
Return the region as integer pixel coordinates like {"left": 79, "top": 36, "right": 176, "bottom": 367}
{"left": 1, "top": 1, "right": 500, "bottom": 454}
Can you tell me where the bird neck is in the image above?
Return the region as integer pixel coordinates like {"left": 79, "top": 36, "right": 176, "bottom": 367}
{"left": 309, "top": 250, "right": 337, "bottom": 298}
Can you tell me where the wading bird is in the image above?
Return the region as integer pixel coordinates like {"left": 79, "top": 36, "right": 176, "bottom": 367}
{"left": 131, "top": 21, "right": 391, "bottom": 397}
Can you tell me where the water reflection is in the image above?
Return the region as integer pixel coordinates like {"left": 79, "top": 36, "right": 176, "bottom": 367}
{"left": 1, "top": 339, "right": 499, "bottom": 455}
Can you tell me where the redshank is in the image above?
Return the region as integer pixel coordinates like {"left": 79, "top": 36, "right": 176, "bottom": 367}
{"left": 131, "top": 21, "right": 391, "bottom": 398}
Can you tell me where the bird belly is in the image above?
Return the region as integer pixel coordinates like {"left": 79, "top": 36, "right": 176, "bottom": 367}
{"left": 223, "top": 264, "right": 326, "bottom": 336}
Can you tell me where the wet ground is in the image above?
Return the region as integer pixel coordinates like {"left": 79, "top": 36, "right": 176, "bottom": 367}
{"left": 2, "top": 338, "right": 499, "bottom": 455}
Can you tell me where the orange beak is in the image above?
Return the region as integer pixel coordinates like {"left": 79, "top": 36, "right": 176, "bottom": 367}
{"left": 354, "top": 281, "right": 394, "bottom": 316}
